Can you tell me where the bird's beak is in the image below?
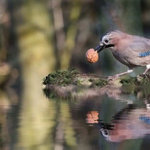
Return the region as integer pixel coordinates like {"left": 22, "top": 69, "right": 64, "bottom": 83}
{"left": 94, "top": 42, "right": 105, "bottom": 53}
{"left": 94, "top": 42, "right": 114, "bottom": 53}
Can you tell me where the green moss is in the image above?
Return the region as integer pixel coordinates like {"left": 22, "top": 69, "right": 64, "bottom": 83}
{"left": 43, "top": 70, "right": 150, "bottom": 88}
{"left": 89, "top": 78, "right": 108, "bottom": 87}
{"left": 120, "top": 77, "right": 136, "bottom": 86}
{"left": 43, "top": 88, "right": 56, "bottom": 99}
{"left": 43, "top": 69, "right": 109, "bottom": 87}
{"left": 76, "top": 79, "right": 83, "bottom": 86}
{"left": 120, "top": 74, "right": 150, "bottom": 86}
{"left": 134, "top": 84, "right": 150, "bottom": 98}
{"left": 43, "top": 69, "right": 78, "bottom": 86}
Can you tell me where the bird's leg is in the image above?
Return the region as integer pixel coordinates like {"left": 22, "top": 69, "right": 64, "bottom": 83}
{"left": 143, "top": 64, "right": 150, "bottom": 74}
{"left": 108, "top": 69, "right": 133, "bottom": 80}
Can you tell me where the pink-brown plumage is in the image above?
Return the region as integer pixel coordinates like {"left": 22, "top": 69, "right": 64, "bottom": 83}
{"left": 94, "top": 30, "right": 150, "bottom": 79}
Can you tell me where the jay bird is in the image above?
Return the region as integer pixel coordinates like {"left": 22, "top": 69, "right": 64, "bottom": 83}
{"left": 95, "top": 30, "right": 150, "bottom": 79}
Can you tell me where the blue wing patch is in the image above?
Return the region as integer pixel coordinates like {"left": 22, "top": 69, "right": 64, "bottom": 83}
{"left": 139, "top": 50, "right": 150, "bottom": 57}
{"left": 140, "top": 115, "right": 150, "bottom": 124}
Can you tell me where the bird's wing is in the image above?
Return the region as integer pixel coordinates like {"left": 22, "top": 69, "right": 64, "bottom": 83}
{"left": 128, "top": 36, "right": 150, "bottom": 57}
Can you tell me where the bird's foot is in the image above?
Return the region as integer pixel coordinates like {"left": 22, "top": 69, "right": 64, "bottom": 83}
{"left": 108, "top": 75, "right": 120, "bottom": 80}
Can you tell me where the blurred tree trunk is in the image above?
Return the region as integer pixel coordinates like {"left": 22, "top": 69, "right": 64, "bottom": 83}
{"left": 60, "top": 0, "right": 81, "bottom": 69}
{"left": 114, "top": 0, "right": 143, "bottom": 35}
{"left": 51, "top": 0, "right": 82, "bottom": 69}
{"left": 98, "top": 0, "right": 143, "bottom": 34}
{"left": 0, "top": 0, "right": 9, "bottom": 62}
{"left": 11, "top": 1, "right": 57, "bottom": 149}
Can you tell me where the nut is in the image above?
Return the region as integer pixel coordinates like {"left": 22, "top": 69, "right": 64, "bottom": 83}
{"left": 86, "top": 48, "right": 98, "bottom": 63}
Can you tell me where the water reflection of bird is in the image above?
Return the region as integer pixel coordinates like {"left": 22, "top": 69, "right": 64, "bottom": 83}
{"left": 101, "top": 104, "right": 150, "bottom": 142}
{"left": 86, "top": 104, "right": 150, "bottom": 142}
{"left": 95, "top": 30, "right": 150, "bottom": 79}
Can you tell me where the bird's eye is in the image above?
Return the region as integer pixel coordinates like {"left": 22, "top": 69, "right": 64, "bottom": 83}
{"left": 104, "top": 39, "right": 109, "bottom": 43}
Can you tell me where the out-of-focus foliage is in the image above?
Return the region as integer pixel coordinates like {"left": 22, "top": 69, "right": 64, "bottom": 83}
{"left": 0, "top": 0, "right": 150, "bottom": 149}
{"left": 0, "top": 0, "right": 148, "bottom": 77}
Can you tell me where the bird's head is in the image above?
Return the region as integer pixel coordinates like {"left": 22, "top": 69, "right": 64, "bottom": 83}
{"left": 95, "top": 30, "right": 125, "bottom": 53}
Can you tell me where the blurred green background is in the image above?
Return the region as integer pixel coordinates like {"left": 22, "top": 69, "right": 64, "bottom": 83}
{"left": 0, "top": 0, "right": 149, "bottom": 149}
{"left": 1, "top": 0, "right": 150, "bottom": 79}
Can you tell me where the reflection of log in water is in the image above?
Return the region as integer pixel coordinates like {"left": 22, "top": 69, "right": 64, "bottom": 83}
{"left": 43, "top": 83, "right": 150, "bottom": 105}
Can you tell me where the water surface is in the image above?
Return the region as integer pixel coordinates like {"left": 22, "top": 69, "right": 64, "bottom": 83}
{"left": 2, "top": 83, "right": 150, "bottom": 150}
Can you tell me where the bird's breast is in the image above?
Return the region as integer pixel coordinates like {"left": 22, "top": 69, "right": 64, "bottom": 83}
{"left": 111, "top": 50, "right": 138, "bottom": 68}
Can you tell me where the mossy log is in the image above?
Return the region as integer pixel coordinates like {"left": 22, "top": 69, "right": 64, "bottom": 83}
{"left": 43, "top": 69, "right": 150, "bottom": 99}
